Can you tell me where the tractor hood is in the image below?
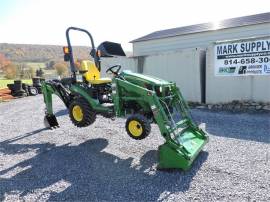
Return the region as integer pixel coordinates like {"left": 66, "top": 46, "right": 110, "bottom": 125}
{"left": 120, "top": 70, "right": 172, "bottom": 86}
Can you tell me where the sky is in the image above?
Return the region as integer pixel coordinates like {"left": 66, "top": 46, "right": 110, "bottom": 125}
{"left": 0, "top": 0, "right": 269, "bottom": 51}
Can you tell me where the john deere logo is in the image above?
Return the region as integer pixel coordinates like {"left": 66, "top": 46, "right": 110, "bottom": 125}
{"left": 219, "top": 67, "right": 236, "bottom": 74}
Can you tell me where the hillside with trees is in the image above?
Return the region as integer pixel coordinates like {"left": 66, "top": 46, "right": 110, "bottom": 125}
{"left": 0, "top": 43, "right": 90, "bottom": 62}
{"left": 0, "top": 43, "right": 91, "bottom": 79}
{"left": 0, "top": 43, "right": 131, "bottom": 80}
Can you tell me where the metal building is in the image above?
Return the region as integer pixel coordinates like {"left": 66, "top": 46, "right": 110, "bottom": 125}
{"left": 127, "top": 13, "right": 270, "bottom": 103}
{"left": 131, "top": 13, "right": 270, "bottom": 56}
{"left": 102, "top": 13, "right": 270, "bottom": 103}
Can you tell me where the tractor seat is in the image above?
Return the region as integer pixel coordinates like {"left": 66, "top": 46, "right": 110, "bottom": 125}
{"left": 80, "top": 60, "right": 111, "bottom": 85}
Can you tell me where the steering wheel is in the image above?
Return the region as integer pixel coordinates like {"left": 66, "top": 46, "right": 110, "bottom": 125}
{"left": 106, "top": 65, "right": 121, "bottom": 75}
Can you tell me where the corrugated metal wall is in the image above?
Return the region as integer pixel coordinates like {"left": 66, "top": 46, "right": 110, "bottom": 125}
{"left": 142, "top": 49, "right": 205, "bottom": 103}
{"left": 133, "top": 23, "right": 270, "bottom": 56}
{"left": 100, "top": 57, "right": 137, "bottom": 76}
{"left": 100, "top": 49, "right": 205, "bottom": 103}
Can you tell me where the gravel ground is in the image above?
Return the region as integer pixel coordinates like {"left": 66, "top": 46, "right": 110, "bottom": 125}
{"left": 0, "top": 95, "right": 269, "bottom": 202}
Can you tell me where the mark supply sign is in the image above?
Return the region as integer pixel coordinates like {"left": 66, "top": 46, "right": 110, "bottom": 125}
{"left": 215, "top": 38, "right": 270, "bottom": 76}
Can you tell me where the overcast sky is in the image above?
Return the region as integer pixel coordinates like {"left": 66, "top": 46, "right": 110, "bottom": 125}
{"left": 0, "top": 0, "right": 269, "bottom": 51}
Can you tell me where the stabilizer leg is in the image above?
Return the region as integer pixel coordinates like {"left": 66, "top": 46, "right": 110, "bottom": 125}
{"left": 42, "top": 82, "right": 60, "bottom": 129}
{"left": 44, "top": 114, "right": 59, "bottom": 129}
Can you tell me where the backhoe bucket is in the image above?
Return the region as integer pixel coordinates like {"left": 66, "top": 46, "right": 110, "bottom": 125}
{"left": 44, "top": 114, "right": 59, "bottom": 129}
{"left": 97, "top": 41, "right": 126, "bottom": 57}
{"left": 158, "top": 127, "right": 208, "bottom": 170}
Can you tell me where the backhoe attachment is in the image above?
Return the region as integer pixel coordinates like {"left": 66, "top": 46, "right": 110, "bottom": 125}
{"left": 42, "top": 80, "right": 72, "bottom": 129}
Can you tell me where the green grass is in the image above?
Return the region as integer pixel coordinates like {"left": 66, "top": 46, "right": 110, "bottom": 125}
{"left": 12, "top": 62, "right": 46, "bottom": 69}
{"left": 25, "top": 62, "right": 46, "bottom": 69}
{"left": 0, "top": 79, "right": 32, "bottom": 89}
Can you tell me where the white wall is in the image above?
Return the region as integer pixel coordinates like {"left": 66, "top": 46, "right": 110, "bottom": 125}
{"left": 100, "top": 49, "right": 204, "bottom": 103}
{"left": 206, "top": 43, "right": 270, "bottom": 103}
{"left": 133, "top": 23, "right": 270, "bottom": 56}
{"left": 143, "top": 48, "right": 205, "bottom": 103}
{"left": 100, "top": 57, "right": 137, "bottom": 77}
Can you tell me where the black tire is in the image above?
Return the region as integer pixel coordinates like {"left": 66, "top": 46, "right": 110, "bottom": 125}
{"left": 13, "top": 80, "right": 23, "bottom": 91}
{"left": 36, "top": 87, "right": 42, "bottom": 94}
{"left": 22, "top": 83, "right": 29, "bottom": 89}
{"left": 28, "top": 86, "right": 38, "bottom": 96}
{"left": 125, "top": 114, "right": 151, "bottom": 140}
{"left": 22, "top": 84, "right": 30, "bottom": 96}
{"left": 69, "top": 97, "right": 96, "bottom": 127}
{"left": 32, "top": 77, "right": 41, "bottom": 86}
{"left": 13, "top": 91, "right": 27, "bottom": 97}
{"left": 7, "top": 84, "right": 15, "bottom": 91}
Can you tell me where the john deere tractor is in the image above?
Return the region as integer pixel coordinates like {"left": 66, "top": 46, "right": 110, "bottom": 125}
{"left": 42, "top": 27, "right": 208, "bottom": 170}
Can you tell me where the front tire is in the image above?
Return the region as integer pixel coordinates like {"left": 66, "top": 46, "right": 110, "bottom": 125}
{"left": 69, "top": 97, "right": 96, "bottom": 127}
{"left": 125, "top": 114, "right": 151, "bottom": 140}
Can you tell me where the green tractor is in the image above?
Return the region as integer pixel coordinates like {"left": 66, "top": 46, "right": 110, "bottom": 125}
{"left": 42, "top": 27, "right": 208, "bottom": 170}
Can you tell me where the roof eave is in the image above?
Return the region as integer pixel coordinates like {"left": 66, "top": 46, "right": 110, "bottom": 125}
{"left": 130, "top": 21, "right": 269, "bottom": 43}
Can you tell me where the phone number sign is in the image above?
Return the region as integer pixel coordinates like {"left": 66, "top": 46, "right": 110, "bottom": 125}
{"left": 214, "top": 38, "right": 270, "bottom": 76}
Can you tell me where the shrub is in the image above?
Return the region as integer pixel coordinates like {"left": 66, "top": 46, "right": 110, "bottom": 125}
{"left": 53, "top": 62, "right": 68, "bottom": 77}
{"left": 3, "top": 63, "right": 17, "bottom": 79}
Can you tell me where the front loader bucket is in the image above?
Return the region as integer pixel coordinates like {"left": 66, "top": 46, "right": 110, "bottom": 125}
{"left": 148, "top": 83, "right": 210, "bottom": 171}
{"left": 158, "top": 127, "right": 208, "bottom": 171}
{"left": 97, "top": 41, "right": 126, "bottom": 57}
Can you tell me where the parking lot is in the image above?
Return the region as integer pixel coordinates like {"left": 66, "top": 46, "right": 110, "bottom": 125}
{"left": 0, "top": 95, "right": 269, "bottom": 201}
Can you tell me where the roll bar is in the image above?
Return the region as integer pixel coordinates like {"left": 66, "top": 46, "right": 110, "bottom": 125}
{"left": 65, "top": 27, "right": 100, "bottom": 80}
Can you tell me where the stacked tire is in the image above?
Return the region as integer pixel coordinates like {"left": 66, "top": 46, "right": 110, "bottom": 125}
{"left": 32, "top": 77, "right": 43, "bottom": 94}
{"left": 7, "top": 80, "right": 39, "bottom": 98}
{"left": 12, "top": 80, "right": 27, "bottom": 97}
{"left": 22, "top": 83, "right": 38, "bottom": 96}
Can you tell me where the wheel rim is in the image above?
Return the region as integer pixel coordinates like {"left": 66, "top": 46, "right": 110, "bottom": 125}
{"left": 72, "top": 105, "right": 83, "bottom": 121}
{"left": 128, "top": 120, "right": 143, "bottom": 137}
{"left": 31, "top": 89, "right": 36, "bottom": 94}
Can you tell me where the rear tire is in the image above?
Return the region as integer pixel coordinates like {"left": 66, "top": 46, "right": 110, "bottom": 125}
{"left": 125, "top": 114, "right": 151, "bottom": 140}
{"left": 69, "top": 97, "right": 96, "bottom": 127}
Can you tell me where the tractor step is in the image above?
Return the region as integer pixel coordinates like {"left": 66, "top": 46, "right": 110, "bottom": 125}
{"left": 100, "top": 103, "right": 115, "bottom": 118}
{"left": 101, "top": 103, "right": 114, "bottom": 108}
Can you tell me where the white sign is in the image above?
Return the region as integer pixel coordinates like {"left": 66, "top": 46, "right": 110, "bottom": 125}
{"left": 214, "top": 38, "right": 270, "bottom": 76}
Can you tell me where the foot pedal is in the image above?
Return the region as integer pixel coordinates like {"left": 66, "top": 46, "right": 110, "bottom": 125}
{"left": 44, "top": 115, "right": 59, "bottom": 129}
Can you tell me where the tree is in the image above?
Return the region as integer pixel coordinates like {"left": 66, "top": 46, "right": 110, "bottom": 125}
{"left": 0, "top": 53, "right": 10, "bottom": 70}
{"left": 74, "top": 59, "right": 81, "bottom": 70}
{"left": 46, "top": 60, "right": 55, "bottom": 69}
{"left": 53, "top": 62, "right": 68, "bottom": 77}
{"left": 36, "top": 68, "right": 44, "bottom": 77}
{"left": 30, "top": 67, "right": 36, "bottom": 78}
{"left": 3, "top": 63, "right": 17, "bottom": 79}
{"left": 16, "top": 63, "right": 30, "bottom": 78}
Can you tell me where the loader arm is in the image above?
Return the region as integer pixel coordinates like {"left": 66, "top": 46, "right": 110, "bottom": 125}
{"left": 113, "top": 77, "right": 208, "bottom": 170}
